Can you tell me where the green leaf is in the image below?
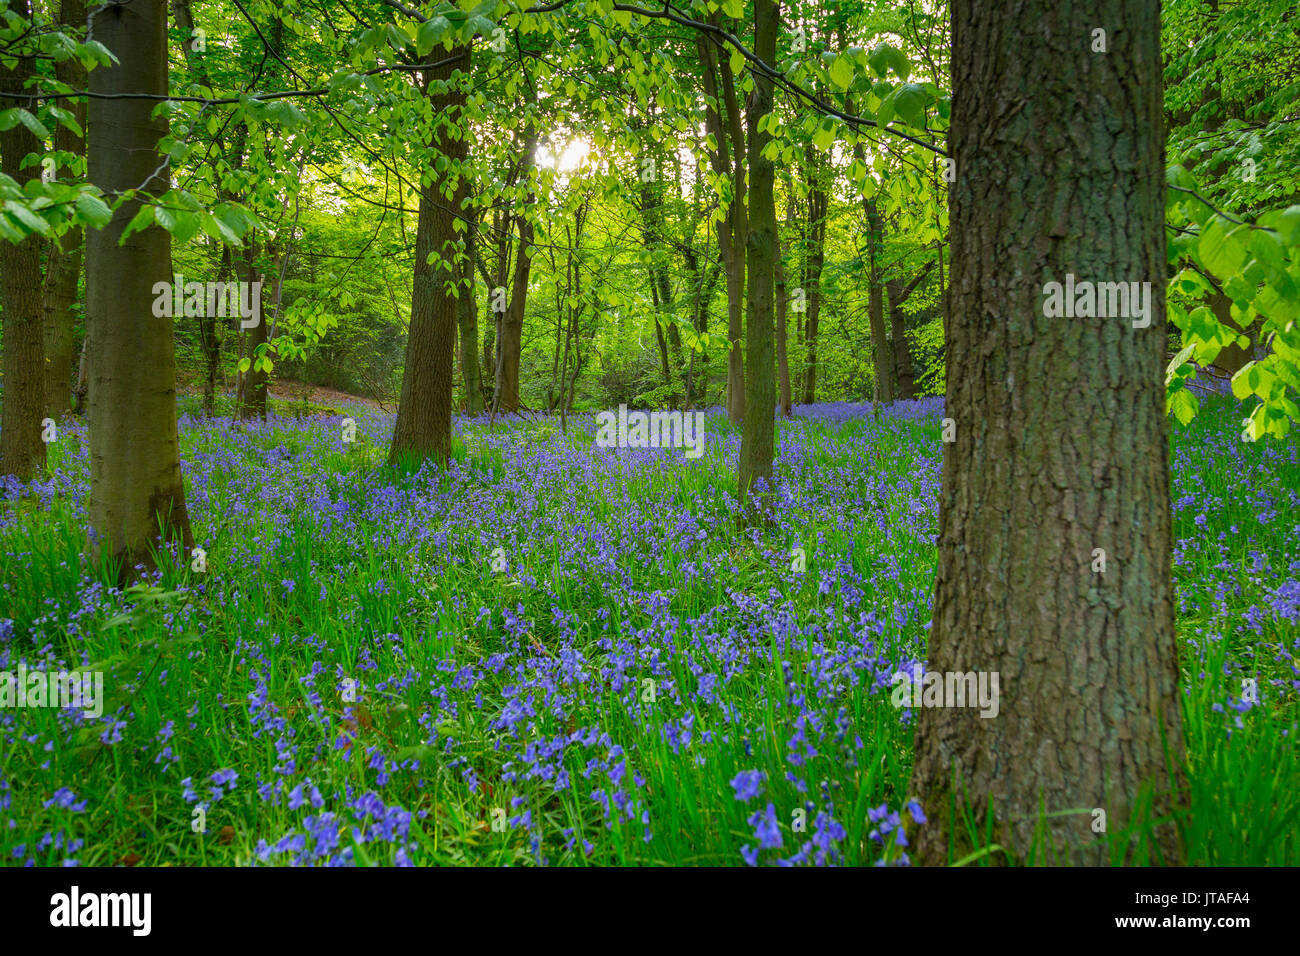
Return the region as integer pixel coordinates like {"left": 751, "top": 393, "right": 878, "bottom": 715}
{"left": 74, "top": 192, "right": 111, "bottom": 228}
{"left": 3, "top": 199, "right": 51, "bottom": 236}
{"left": 1165, "top": 342, "right": 1196, "bottom": 384}
{"left": 890, "top": 83, "right": 928, "bottom": 128}
{"left": 829, "top": 54, "right": 854, "bottom": 91}
{"left": 415, "top": 16, "right": 450, "bottom": 56}
{"left": 121, "top": 203, "right": 155, "bottom": 240}
{"left": 1230, "top": 363, "right": 1254, "bottom": 400}
{"left": 1168, "top": 386, "right": 1198, "bottom": 425}
{"left": 729, "top": 48, "right": 745, "bottom": 76}
{"left": 811, "top": 118, "right": 836, "bottom": 152}
{"left": 1197, "top": 217, "right": 1247, "bottom": 281}
{"left": 16, "top": 109, "right": 50, "bottom": 140}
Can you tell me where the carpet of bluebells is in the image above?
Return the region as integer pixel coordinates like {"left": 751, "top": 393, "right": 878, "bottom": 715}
{"left": 1, "top": 392, "right": 1297, "bottom": 866}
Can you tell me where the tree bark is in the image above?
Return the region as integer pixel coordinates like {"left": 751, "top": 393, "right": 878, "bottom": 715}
{"left": 40, "top": 0, "right": 88, "bottom": 422}
{"left": 456, "top": 189, "right": 484, "bottom": 414}
{"left": 496, "top": 120, "right": 536, "bottom": 415}
{"left": 738, "top": 0, "right": 778, "bottom": 511}
{"left": 698, "top": 27, "right": 746, "bottom": 422}
{"left": 237, "top": 244, "right": 267, "bottom": 421}
{"left": 774, "top": 212, "right": 792, "bottom": 417}
{"left": 801, "top": 151, "right": 827, "bottom": 405}
{"left": 864, "top": 197, "right": 894, "bottom": 403}
{"left": 910, "top": 0, "right": 1185, "bottom": 866}
{"left": 389, "top": 44, "right": 470, "bottom": 464}
{"left": 886, "top": 259, "right": 934, "bottom": 401}
{"left": 0, "top": 0, "right": 46, "bottom": 480}
{"left": 85, "top": 0, "right": 193, "bottom": 577}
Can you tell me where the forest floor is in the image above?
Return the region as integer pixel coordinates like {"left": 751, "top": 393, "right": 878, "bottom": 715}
{"left": 1, "top": 396, "right": 1297, "bottom": 865}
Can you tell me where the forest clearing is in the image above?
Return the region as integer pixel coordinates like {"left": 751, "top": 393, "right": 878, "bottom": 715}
{"left": 0, "top": 0, "right": 1298, "bottom": 900}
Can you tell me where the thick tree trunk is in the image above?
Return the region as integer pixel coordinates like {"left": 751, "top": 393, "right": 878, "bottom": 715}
{"left": 389, "top": 44, "right": 470, "bottom": 464}
{"left": 910, "top": 0, "right": 1185, "bottom": 866}
{"left": 738, "top": 0, "right": 778, "bottom": 510}
{"left": 85, "top": 0, "right": 193, "bottom": 576}
{"left": 0, "top": 0, "right": 46, "bottom": 480}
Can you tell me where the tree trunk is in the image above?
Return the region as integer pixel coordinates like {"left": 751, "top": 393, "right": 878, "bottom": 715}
{"left": 698, "top": 28, "right": 746, "bottom": 422}
{"left": 85, "top": 0, "right": 193, "bottom": 577}
{"left": 864, "top": 197, "right": 894, "bottom": 403}
{"left": 237, "top": 243, "right": 267, "bottom": 421}
{"left": 774, "top": 218, "right": 792, "bottom": 417}
{"left": 910, "top": 0, "right": 1185, "bottom": 866}
{"left": 496, "top": 122, "right": 536, "bottom": 415}
{"left": 40, "top": 0, "right": 88, "bottom": 422}
{"left": 738, "top": 0, "right": 778, "bottom": 510}
{"left": 457, "top": 200, "right": 484, "bottom": 414}
{"left": 795, "top": 152, "right": 826, "bottom": 403}
{"left": 886, "top": 260, "right": 934, "bottom": 401}
{"left": 0, "top": 0, "right": 46, "bottom": 480}
{"left": 389, "top": 44, "right": 470, "bottom": 464}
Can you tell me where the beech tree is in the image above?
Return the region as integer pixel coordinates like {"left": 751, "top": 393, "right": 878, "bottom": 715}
{"left": 84, "top": 0, "right": 193, "bottom": 576}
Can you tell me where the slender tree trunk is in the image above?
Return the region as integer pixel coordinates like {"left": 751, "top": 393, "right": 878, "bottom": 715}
{"left": 497, "top": 119, "right": 536, "bottom": 415}
{"left": 390, "top": 44, "right": 471, "bottom": 464}
{"left": 910, "top": 0, "right": 1185, "bottom": 866}
{"left": 238, "top": 243, "right": 267, "bottom": 421}
{"left": 85, "top": 0, "right": 193, "bottom": 577}
{"left": 864, "top": 197, "right": 894, "bottom": 403}
{"left": 698, "top": 28, "right": 746, "bottom": 422}
{"left": 774, "top": 221, "right": 792, "bottom": 417}
{"left": 455, "top": 175, "right": 483, "bottom": 414}
{"left": 40, "top": 0, "right": 87, "bottom": 422}
{"left": 738, "top": 0, "right": 778, "bottom": 511}
{"left": 73, "top": 334, "right": 89, "bottom": 415}
{"left": 0, "top": 0, "right": 46, "bottom": 480}
{"left": 802, "top": 159, "right": 827, "bottom": 405}
{"left": 886, "top": 260, "right": 934, "bottom": 401}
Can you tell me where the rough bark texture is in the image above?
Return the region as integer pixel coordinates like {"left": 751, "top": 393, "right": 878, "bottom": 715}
{"left": 910, "top": 0, "right": 1185, "bottom": 866}
{"left": 40, "top": 0, "right": 88, "bottom": 421}
{"left": 738, "top": 0, "right": 778, "bottom": 510}
{"left": 389, "top": 45, "right": 470, "bottom": 464}
{"left": 0, "top": 0, "right": 46, "bottom": 480}
{"left": 85, "top": 0, "right": 193, "bottom": 577}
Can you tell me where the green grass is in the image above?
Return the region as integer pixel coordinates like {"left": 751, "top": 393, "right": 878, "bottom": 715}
{"left": 0, "top": 398, "right": 1296, "bottom": 866}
